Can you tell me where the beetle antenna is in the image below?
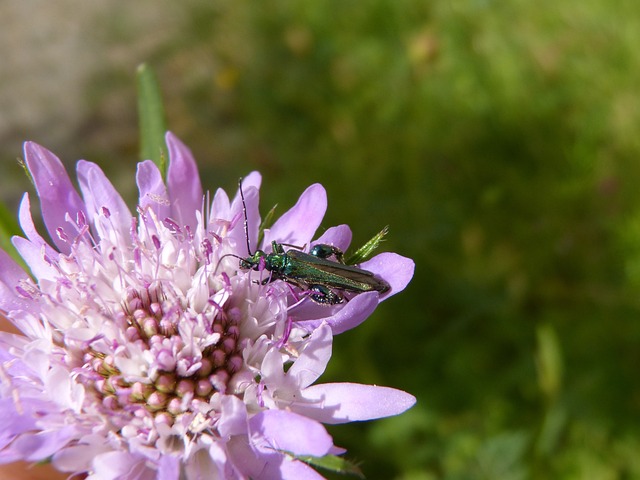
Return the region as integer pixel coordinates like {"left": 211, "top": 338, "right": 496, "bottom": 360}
{"left": 213, "top": 253, "right": 246, "bottom": 277}
{"left": 238, "top": 177, "right": 253, "bottom": 256}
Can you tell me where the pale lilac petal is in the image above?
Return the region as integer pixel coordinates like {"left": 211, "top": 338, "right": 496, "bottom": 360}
{"left": 182, "top": 448, "right": 221, "bottom": 479}
{"left": 296, "top": 291, "right": 379, "bottom": 335}
{"left": 11, "top": 426, "right": 77, "bottom": 462}
{"left": 0, "top": 282, "right": 24, "bottom": 318}
{"left": 53, "top": 442, "right": 108, "bottom": 473}
{"left": 76, "top": 160, "right": 132, "bottom": 236}
{"left": 157, "top": 454, "right": 180, "bottom": 480}
{"left": 23, "top": 142, "right": 87, "bottom": 253}
{"left": 0, "top": 399, "right": 36, "bottom": 452}
{"left": 206, "top": 442, "right": 237, "bottom": 480}
{"left": 136, "top": 160, "right": 170, "bottom": 220}
{"left": 15, "top": 195, "right": 59, "bottom": 280}
{"left": 218, "top": 395, "right": 248, "bottom": 438}
{"left": 228, "top": 447, "right": 323, "bottom": 480}
{"left": 312, "top": 224, "right": 352, "bottom": 252}
{"left": 11, "top": 236, "right": 57, "bottom": 281}
{"left": 45, "top": 365, "right": 85, "bottom": 412}
{"left": 226, "top": 435, "right": 274, "bottom": 480}
{"left": 18, "top": 193, "right": 49, "bottom": 248}
{"left": 238, "top": 170, "right": 262, "bottom": 192}
{"left": 0, "top": 446, "right": 24, "bottom": 464}
{"left": 166, "top": 132, "right": 203, "bottom": 228}
{"left": 210, "top": 187, "right": 230, "bottom": 219}
{"left": 360, "top": 252, "right": 415, "bottom": 299}
{"left": 329, "top": 445, "right": 347, "bottom": 455}
{"left": 229, "top": 183, "right": 261, "bottom": 257}
{"left": 207, "top": 172, "right": 262, "bottom": 256}
{"left": 91, "top": 451, "right": 155, "bottom": 480}
{"left": 0, "top": 344, "right": 30, "bottom": 375}
{"left": 287, "top": 324, "right": 332, "bottom": 388}
{"left": 261, "top": 348, "right": 287, "bottom": 386}
{"left": 0, "top": 248, "right": 29, "bottom": 313}
{"left": 295, "top": 383, "right": 416, "bottom": 425}
{"left": 263, "top": 184, "right": 327, "bottom": 248}
{"left": 249, "top": 409, "right": 333, "bottom": 457}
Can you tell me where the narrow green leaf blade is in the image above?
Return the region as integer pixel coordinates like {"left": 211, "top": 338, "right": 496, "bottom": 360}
{"left": 295, "top": 453, "right": 364, "bottom": 478}
{"left": 257, "top": 203, "right": 278, "bottom": 247}
{"left": 346, "top": 225, "right": 389, "bottom": 265}
{"left": 136, "top": 63, "right": 168, "bottom": 177}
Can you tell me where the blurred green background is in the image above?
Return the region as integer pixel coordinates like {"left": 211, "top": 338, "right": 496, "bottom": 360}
{"left": 2, "top": 1, "right": 640, "bottom": 478}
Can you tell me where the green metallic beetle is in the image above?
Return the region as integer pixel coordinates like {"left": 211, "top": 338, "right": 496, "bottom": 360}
{"left": 234, "top": 180, "right": 390, "bottom": 305}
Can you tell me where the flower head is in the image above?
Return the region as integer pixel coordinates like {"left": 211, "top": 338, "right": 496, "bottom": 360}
{"left": 0, "top": 133, "right": 415, "bottom": 479}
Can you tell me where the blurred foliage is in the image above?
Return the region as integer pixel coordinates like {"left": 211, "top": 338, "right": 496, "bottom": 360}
{"left": 3, "top": 0, "right": 640, "bottom": 478}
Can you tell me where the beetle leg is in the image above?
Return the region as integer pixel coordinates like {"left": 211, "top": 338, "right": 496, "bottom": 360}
{"left": 275, "top": 276, "right": 309, "bottom": 302}
{"left": 309, "top": 244, "right": 345, "bottom": 264}
{"left": 307, "top": 284, "right": 344, "bottom": 305}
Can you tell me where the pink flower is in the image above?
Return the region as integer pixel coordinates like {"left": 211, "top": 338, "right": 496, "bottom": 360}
{"left": 0, "top": 133, "right": 415, "bottom": 479}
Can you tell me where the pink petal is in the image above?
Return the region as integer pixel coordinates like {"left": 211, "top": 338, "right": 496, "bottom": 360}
{"left": 92, "top": 451, "right": 154, "bottom": 480}
{"left": 261, "top": 348, "right": 287, "bottom": 386}
{"left": 226, "top": 435, "right": 270, "bottom": 479}
{"left": 218, "top": 395, "right": 248, "bottom": 438}
{"left": 23, "top": 142, "right": 87, "bottom": 253}
{"left": 211, "top": 172, "right": 262, "bottom": 256}
{"left": 295, "top": 291, "right": 379, "bottom": 335}
{"left": 287, "top": 324, "right": 332, "bottom": 388}
{"left": 312, "top": 224, "right": 352, "bottom": 252}
{"left": 0, "top": 246, "right": 29, "bottom": 292}
{"left": 295, "top": 383, "right": 416, "bottom": 424}
{"left": 229, "top": 176, "right": 262, "bottom": 257}
{"left": 76, "top": 160, "right": 132, "bottom": 236}
{"left": 157, "top": 455, "right": 180, "bottom": 480}
{"left": 14, "top": 194, "right": 59, "bottom": 280}
{"left": 182, "top": 448, "right": 221, "bottom": 479}
{"left": 11, "top": 236, "right": 57, "bottom": 282}
{"left": 360, "top": 252, "right": 415, "bottom": 299}
{"left": 263, "top": 184, "right": 327, "bottom": 249}
{"left": 18, "top": 193, "right": 47, "bottom": 247}
{"left": 0, "top": 248, "right": 29, "bottom": 313}
{"left": 0, "top": 398, "right": 36, "bottom": 446}
{"left": 238, "top": 170, "right": 262, "bottom": 192}
{"left": 136, "top": 160, "right": 170, "bottom": 221}
{"left": 53, "top": 443, "right": 104, "bottom": 473}
{"left": 166, "top": 132, "right": 203, "bottom": 229}
{"left": 249, "top": 409, "right": 333, "bottom": 457}
{"left": 12, "top": 426, "right": 77, "bottom": 462}
{"left": 210, "top": 187, "right": 230, "bottom": 215}
{"left": 226, "top": 440, "right": 325, "bottom": 480}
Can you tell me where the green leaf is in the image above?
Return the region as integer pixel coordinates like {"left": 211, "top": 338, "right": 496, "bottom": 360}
{"left": 294, "top": 453, "right": 364, "bottom": 478}
{"left": 257, "top": 203, "right": 278, "bottom": 247}
{"left": 346, "top": 225, "right": 389, "bottom": 265}
{"left": 136, "top": 63, "right": 168, "bottom": 177}
{"left": 0, "top": 201, "right": 26, "bottom": 268}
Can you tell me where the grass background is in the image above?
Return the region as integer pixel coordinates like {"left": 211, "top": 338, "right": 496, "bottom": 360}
{"left": 2, "top": 1, "right": 640, "bottom": 478}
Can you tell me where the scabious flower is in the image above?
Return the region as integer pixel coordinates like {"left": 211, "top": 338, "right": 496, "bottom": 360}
{"left": 0, "top": 133, "right": 415, "bottom": 479}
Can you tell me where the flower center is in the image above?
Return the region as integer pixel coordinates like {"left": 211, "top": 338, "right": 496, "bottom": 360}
{"left": 80, "top": 283, "right": 243, "bottom": 425}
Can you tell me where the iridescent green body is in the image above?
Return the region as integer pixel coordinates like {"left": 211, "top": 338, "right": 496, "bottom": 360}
{"left": 235, "top": 177, "right": 389, "bottom": 305}
{"left": 240, "top": 241, "right": 390, "bottom": 305}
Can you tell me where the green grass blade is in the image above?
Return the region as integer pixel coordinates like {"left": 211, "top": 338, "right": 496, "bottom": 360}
{"left": 136, "top": 63, "right": 168, "bottom": 177}
{"left": 346, "top": 225, "right": 389, "bottom": 265}
{"left": 0, "top": 201, "right": 27, "bottom": 268}
{"left": 295, "top": 453, "right": 364, "bottom": 478}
